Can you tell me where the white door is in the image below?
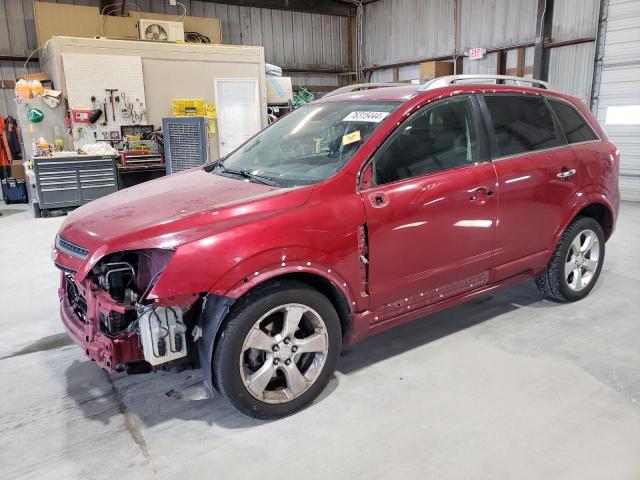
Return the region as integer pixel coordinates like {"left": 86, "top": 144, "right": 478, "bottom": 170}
{"left": 214, "top": 79, "right": 261, "bottom": 157}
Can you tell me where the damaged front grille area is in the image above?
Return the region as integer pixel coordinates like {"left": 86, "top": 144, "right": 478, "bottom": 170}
{"left": 66, "top": 275, "right": 88, "bottom": 322}
{"left": 56, "top": 236, "right": 89, "bottom": 259}
{"left": 55, "top": 263, "right": 77, "bottom": 275}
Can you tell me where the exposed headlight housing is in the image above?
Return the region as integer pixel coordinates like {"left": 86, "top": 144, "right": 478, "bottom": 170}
{"left": 91, "top": 249, "right": 175, "bottom": 305}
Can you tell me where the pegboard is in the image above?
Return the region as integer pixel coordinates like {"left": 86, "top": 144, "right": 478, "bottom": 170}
{"left": 61, "top": 53, "right": 147, "bottom": 148}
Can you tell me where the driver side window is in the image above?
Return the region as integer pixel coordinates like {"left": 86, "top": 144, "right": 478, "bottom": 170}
{"left": 373, "top": 97, "right": 479, "bottom": 185}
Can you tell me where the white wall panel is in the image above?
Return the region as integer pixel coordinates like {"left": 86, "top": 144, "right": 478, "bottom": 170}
{"left": 595, "top": 0, "right": 640, "bottom": 201}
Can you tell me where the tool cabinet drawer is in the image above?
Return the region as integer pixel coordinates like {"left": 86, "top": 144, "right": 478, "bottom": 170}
{"left": 33, "top": 156, "right": 118, "bottom": 209}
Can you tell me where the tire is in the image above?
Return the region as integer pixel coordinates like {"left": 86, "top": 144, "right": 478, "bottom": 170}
{"left": 536, "top": 216, "right": 605, "bottom": 302}
{"left": 213, "top": 280, "right": 342, "bottom": 419}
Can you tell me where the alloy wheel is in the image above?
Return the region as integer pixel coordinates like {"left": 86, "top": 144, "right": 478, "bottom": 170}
{"left": 565, "top": 229, "right": 600, "bottom": 292}
{"left": 239, "top": 303, "right": 329, "bottom": 404}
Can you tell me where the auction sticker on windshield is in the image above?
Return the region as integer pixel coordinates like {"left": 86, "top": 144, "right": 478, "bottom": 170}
{"left": 342, "top": 130, "right": 361, "bottom": 145}
{"left": 343, "top": 111, "right": 390, "bottom": 123}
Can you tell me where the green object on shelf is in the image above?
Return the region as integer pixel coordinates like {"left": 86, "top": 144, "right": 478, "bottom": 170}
{"left": 27, "top": 107, "right": 44, "bottom": 123}
{"left": 293, "top": 85, "right": 315, "bottom": 106}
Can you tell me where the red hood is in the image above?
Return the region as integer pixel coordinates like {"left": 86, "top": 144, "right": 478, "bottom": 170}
{"left": 56, "top": 169, "right": 313, "bottom": 274}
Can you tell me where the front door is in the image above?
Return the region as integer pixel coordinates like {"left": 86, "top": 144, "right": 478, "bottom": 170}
{"left": 361, "top": 96, "right": 498, "bottom": 319}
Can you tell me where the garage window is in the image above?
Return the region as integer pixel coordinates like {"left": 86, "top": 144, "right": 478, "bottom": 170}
{"left": 484, "top": 95, "right": 563, "bottom": 157}
{"left": 549, "top": 99, "right": 598, "bottom": 143}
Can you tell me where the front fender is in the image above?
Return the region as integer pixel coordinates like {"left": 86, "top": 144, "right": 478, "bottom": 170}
{"left": 209, "top": 246, "right": 362, "bottom": 310}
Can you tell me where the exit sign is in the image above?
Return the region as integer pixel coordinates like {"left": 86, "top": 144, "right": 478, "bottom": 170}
{"left": 468, "top": 48, "right": 486, "bottom": 60}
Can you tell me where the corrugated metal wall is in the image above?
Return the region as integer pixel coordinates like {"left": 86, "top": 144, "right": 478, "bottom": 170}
{"left": 365, "top": 0, "right": 600, "bottom": 105}
{"left": 547, "top": 0, "right": 599, "bottom": 103}
{"left": 594, "top": 0, "right": 640, "bottom": 201}
{"left": 0, "top": 0, "right": 349, "bottom": 118}
{"left": 458, "top": 0, "right": 537, "bottom": 51}
{"left": 364, "top": 0, "right": 537, "bottom": 68}
{"left": 551, "top": 0, "right": 599, "bottom": 42}
{"left": 548, "top": 42, "right": 596, "bottom": 103}
{"left": 363, "top": 0, "right": 454, "bottom": 67}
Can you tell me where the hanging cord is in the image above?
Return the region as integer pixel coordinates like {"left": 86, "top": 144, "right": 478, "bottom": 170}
{"left": 100, "top": 1, "right": 141, "bottom": 36}
{"left": 166, "top": 306, "right": 186, "bottom": 353}
{"left": 149, "top": 308, "right": 170, "bottom": 357}
{"left": 185, "top": 32, "right": 211, "bottom": 44}
{"left": 174, "top": 1, "right": 187, "bottom": 21}
{"left": 343, "top": 0, "right": 365, "bottom": 82}
{"left": 22, "top": 47, "right": 41, "bottom": 76}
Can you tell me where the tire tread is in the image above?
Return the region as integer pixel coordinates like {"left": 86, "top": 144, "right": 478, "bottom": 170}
{"left": 536, "top": 216, "right": 604, "bottom": 302}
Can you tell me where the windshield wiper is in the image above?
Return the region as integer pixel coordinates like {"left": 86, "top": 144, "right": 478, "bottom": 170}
{"left": 213, "top": 162, "right": 281, "bottom": 186}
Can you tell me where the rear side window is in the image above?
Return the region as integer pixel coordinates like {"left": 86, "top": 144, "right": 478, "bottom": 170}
{"left": 484, "top": 95, "right": 563, "bottom": 157}
{"left": 548, "top": 99, "right": 598, "bottom": 144}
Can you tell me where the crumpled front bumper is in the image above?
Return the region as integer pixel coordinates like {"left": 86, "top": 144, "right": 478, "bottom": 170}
{"left": 59, "top": 274, "right": 143, "bottom": 372}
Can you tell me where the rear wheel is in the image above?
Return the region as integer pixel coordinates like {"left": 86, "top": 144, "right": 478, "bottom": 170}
{"left": 536, "top": 216, "right": 605, "bottom": 302}
{"left": 213, "top": 281, "right": 341, "bottom": 419}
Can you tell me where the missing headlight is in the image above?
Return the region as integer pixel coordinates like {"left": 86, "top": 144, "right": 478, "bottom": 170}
{"left": 92, "top": 249, "right": 174, "bottom": 306}
{"left": 96, "top": 261, "right": 137, "bottom": 303}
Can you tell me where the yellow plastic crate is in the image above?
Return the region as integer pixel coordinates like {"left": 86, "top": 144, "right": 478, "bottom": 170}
{"left": 172, "top": 99, "right": 206, "bottom": 117}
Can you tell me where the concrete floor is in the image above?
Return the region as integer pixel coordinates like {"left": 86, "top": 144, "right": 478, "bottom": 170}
{"left": 1, "top": 201, "right": 639, "bottom": 480}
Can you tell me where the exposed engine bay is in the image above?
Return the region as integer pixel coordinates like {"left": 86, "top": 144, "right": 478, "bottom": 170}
{"left": 61, "top": 247, "right": 198, "bottom": 372}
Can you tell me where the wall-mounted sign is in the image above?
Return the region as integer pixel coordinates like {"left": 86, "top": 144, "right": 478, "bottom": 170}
{"left": 468, "top": 48, "right": 486, "bottom": 60}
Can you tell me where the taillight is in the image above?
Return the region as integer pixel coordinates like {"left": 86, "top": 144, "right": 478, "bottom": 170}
{"left": 611, "top": 145, "right": 621, "bottom": 171}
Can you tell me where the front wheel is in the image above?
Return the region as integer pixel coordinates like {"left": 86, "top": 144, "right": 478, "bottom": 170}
{"left": 213, "top": 281, "right": 341, "bottom": 419}
{"left": 536, "top": 216, "right": 605, "bottom": 302}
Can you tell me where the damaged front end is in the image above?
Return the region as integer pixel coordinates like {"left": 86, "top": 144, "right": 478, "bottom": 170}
{"left": 56, "top": 240, "right": 202, "bottom": 374}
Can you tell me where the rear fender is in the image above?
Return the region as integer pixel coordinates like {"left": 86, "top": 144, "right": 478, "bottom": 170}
{"left": 549, "top": 186, "right": 616, "bottom": 257}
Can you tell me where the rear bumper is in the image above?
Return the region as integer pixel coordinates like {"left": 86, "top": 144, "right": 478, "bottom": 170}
{"left": 59, "top": 276, "right": 143, "bottom": 372}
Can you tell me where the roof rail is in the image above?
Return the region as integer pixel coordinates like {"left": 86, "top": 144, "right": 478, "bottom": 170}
{"left": 324, "top": 82, "right": 408, "bottom": 98}
{"left": 419, "top": 74, "right": 549, "bottom": 91}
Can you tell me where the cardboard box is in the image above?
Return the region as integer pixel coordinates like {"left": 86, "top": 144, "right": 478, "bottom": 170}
{"left": 418, "top": 61, "right": 454, "bottom": 81}
{"left": 267, "top": 77, "right": 293, "bottom": 105}
{"left": 33, "top": 2, "right": 101, "bottom": 47}
{"left": 11, "top": 161, "right": 26, "bottom": 180}
{"left": 33, "top": 2, "right": 222, "bottom": 46}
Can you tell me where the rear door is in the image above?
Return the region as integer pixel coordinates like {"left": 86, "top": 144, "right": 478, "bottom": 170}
{"left": 361, "top": 96, "right": 498, "bottom": 315}
{"left": 479, "top": 94, "right": 577, "bottom": 280}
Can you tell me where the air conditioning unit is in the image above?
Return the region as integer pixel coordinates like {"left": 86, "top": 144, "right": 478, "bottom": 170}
{"left": 138, "top": 19, "right": 184, "bottom": 42}
{"left": 163, "top": 117, "right": 210, "bottom": 174}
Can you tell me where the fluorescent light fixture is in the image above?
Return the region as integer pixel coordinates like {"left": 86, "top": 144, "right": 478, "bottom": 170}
{"left": 605, "top": 105, "right": 640, "bottom": 125}
{"left": 454, "top": 219, "right": 493, "bottom": 228}
{"left": 290, "top": 107, "right": 323, "bottom": 134}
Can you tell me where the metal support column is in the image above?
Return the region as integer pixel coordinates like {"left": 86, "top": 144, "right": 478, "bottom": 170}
{"left": 533, "top": 0, "right": 554, "bottom": 80}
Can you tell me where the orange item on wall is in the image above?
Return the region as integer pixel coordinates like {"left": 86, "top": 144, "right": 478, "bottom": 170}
{"left": 0, "top": 117, "right": 13, "bottom": 168}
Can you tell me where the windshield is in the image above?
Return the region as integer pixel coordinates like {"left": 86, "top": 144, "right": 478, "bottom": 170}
{"left": 210, "top": 101, "right": 400, "bottom": 187}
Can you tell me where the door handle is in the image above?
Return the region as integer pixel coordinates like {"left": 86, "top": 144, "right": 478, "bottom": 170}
{"left": 369, "top": 191, "right": 389, "bottom": 208}
{"left": 469, "top": 186, "right": 494, "bottom": 202}
{"left": 557, "top": 168, "right": 576, "bottom": 179}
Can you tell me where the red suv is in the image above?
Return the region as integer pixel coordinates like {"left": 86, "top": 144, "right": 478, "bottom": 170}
{"left": 53, "top": 76, "right": 620, "bottom": 419}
